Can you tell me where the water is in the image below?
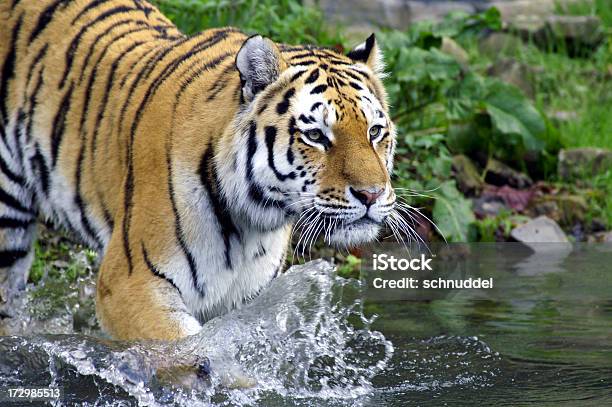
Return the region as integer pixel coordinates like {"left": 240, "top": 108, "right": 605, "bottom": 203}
{"left": 0, "top": 244, "right": 611, "bottom": 406}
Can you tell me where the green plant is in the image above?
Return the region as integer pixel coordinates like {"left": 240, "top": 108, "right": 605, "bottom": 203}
{"left": 381, "top": 9, "right": 551, "bottom": 241}
{"left": 151, "top": 0, "right": 345, "bottom": 46}
{"left": 471, "top": 211, "right": 530, "bottom": 242}
{"left": 29, "top": 229, "right": 97, "bottom": 284}
{"left": 336, "top": 254, "right": 362, "bottom": 279}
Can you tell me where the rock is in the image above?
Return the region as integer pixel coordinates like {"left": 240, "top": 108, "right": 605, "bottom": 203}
{"left": 306, "top": 0, "right": 477, "bottom": 30}
{"left": 452, "top": 155, "right": 483, "bottom": 195}
{"left": 508, "top": 14, "right": 603, "bottom": 55}
{"left": 527, "top": 194, "right": 589, "bottom": 226}
{"left": 558, "top": 148, "right": 612, "bottom": 181}
{"left": 488, "top": 0, "right": 557, "bottom": 22}
{"left": 472, "top": 195, "right": 508, "bottom": 218}
{"left": 479, "top": 32, "right": 524, "bottom": 58}
{"left": 486, "top": 58, "right": 536, "bottom": 98}
{"left": 510, "top": 215, "right": 569, "bottom": 243}
{"left": 588, "top": 231, "right": 612, "bottom": 243}
{"left": 481, "top": 185, "right": 536, "bottom": 212}
{"left": 549, "top": 110, "right": 578, "bottom": 123}
{"left": 405, "top": 1, "right": 476, "bottom": 23}
{"left": 485, "top": 158, "right": 533, "bottom": 189}
{"left": 441, "top": 37, "right": 469, "bottom": 67}
{"left": 546, "top": 15, "right": 603, "bottom": 47}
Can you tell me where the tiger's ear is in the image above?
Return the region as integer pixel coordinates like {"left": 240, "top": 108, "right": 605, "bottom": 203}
{"left": 347, "top": 33, "right": 384, "bottom": 75}
{"left": 236, "top": 35, "right": 286, "bottom": 104}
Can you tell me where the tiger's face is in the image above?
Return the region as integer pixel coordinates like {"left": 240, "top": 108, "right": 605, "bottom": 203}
{"left": 230, "top": 34, "right": 396, "bottom": 247}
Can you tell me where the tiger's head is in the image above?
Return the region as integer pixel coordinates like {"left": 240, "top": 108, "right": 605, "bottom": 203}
{"left": 221, "top": 34, "right": 396, "bottom": 248}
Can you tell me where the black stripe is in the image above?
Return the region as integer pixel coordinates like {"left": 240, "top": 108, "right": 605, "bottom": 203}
{"left": 141, "top": 242, "right": 182, "bottom": 294}
{"left": 349, "top": 81, "right": 363, "bottom": 91}
{"left": 245, "top": 122, "right": 286, "bottom": 209}
{"left": 71, "top": 0, "right": 108, "bottom": 24}
{"left": 304, "top": 68, "right": 320, "bottom": 84}
{"left": 265, "top": 126, "right": 296, "bottom": 182}
{"left": 337, "top": 68, "right": 365, "bottom": 83}
{"left": 291, "top": 60, "right": 316, "bottom": 66}
{"left": 78, "top": 21, "right": 149, "bottom": 84}
{"left": 310, "top": 102, "right": 323, "bottom": 112}
{"left": 279, "top": 44, "right": 315, "bottom": 52}
{"left": 310, "top": 84, "right": 327, "bottom": 94}
{"left": 198, "top": 145, "right": 239, "bottom": 270}
{"left": 24, "top": 44, "right": 49, "bottom": 89}
{"left": 51, "top": 82, "right": 74, "bottom": 167}
{"left": 289, "top": 51, "right": 317, "bottom": 60}
{"left": 0, "top": 156, "right": 23, "bottom": 185}
{"left": 288, "top": 69, "right": 307, "bottom": 83}
{"left": 28, "top": 0, "right": 64, "bottom": 43}
{"left": 0, "top": 216, "right": 33, "bottom": 229}
{"left": 175, "top": 53, "right": 233, "bottom": 102}
{"left": 101, "top": 201, "right": 114, "bottom": 231}
{"left": 75, "top": 141, "right": 102, "bottom": 249}
{"left": 0, "top": 185, "right": 30, "bottom": 213}
{"left": 245, "top": 123, "right": 266, "bottom": 204}
{"left": 118, "top": 43, "right": 160, "bottom": 89}
{"left": 25, "top": 65, "right": 45, "bottom": 147}
{"left": 166, "top": 138, "right": 202, "bottom": 294}
{"left": 276, "top": 88, "right": 295, "bottom": 114}
{"left": 0, "top": 13, "right": 23, "bottom": 125}
{"left": 0, "top": 126, "right": 7, "bottom": 156}
{"left": 31, "top": 144, "right": 50, "bottom": 196}
{"left": 14, "top": 109, "right": 26, "bottom": 166}
{"left": 298, "top": 114, "right": 313, "bottom": 124}
{"left": 205, "top": 64, "right": 234, "bottom": 102}
{"left": 0, "top": 249, "right": 28, "bottom": 268}
{"left": 60, "top": 6, "right": 135, "bottom": 89}
{"left": 122, "top": 163, "right": 135, "bottom": 274}
{"left": 254, "top": 243, "right": 267, "bottom": 258}
{"left": 329, "top": 59, "right": 352, "bottom": 66}
{"left": 272, "top": 262, "right": 283, "bottom": 278}
{"left": 91, "top": 40, "right": 147, "bottom": 158}
{"left": 286, "top": 116, "right": 297, "bottom": 165}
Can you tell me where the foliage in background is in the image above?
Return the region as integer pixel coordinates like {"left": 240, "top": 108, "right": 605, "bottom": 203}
{"left": 381, "top": 9, "right": 554, "bottom": 241}
{"left": 151, "top": 0, "right": 345, "bottom": 47}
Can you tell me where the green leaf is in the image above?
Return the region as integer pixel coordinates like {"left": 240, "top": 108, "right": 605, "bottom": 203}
{"left": 432, "top": 181, "right": 475, "bottom": 241}
{"left": 484, "top": 81, "right": 546, "bottom": 152}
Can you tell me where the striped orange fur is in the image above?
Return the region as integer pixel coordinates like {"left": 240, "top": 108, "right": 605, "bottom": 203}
{"left": 0, "top": 0, "right": 397, "bottom": 340}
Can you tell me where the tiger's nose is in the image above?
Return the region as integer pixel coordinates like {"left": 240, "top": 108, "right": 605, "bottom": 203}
{"left": 349, "top": 187, "right": 384, "bottom": 207}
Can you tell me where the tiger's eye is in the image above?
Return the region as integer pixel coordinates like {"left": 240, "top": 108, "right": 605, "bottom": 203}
{"left": 306, "top": 129, "right": 323, "bottom": 142}
{"left": 369, "top": 125, "right": 382, "bottom": 140}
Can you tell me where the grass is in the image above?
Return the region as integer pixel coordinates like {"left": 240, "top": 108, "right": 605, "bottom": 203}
{"left": 555, "top": 0, "right": 612, "bottom": 28}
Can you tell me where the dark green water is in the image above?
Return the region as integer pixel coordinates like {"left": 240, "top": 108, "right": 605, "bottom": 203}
{"left": 0, "top": 244, "right": 610, "bottom": 406}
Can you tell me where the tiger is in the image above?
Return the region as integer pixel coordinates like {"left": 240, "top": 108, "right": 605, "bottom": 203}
{"left": 0, "top": 0, "right": 397, "bottom": 341}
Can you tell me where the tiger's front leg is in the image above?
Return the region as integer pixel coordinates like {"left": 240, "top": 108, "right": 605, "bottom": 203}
{"left": 95, "top": 232, "right": 256, "bottom": 388}
{"left": 95, "top": 231, "right": 202, "bottom": 341}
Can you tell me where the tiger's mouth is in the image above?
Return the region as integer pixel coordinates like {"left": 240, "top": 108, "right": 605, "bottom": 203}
{"left": 326, "top": 215, "right": 383, "bottom": 247}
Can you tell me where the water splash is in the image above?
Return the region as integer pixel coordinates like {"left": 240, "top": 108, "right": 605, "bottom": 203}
{"left": 0, "top": 260, "right": 394, "bottom": 406}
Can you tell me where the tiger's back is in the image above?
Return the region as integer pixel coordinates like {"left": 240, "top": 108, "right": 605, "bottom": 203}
{"left": 0, "top": 0, "right": 245, "bottom": 253}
